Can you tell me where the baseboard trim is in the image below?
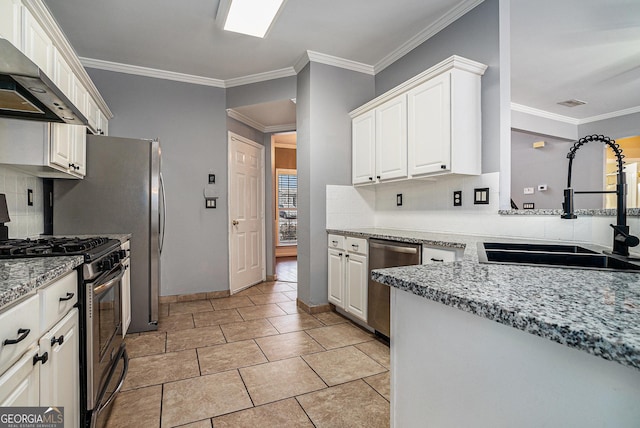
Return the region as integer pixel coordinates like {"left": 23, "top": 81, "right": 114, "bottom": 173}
{"left": 266, "top": 274, "right": 277, "bottom": 282}
{"left": 296, "top": 298, "right": 331, "bottom": 314}
{"left": 160, "top": 290, "right": 230, "bottom": 303}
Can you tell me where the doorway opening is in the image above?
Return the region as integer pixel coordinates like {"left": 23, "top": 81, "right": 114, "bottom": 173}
{"left": 272, "top": 132, "right": 297, "bottom": 282}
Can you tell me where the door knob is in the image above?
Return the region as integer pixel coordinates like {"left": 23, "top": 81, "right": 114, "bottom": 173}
{"left": 232, "top": 220, "right": 239, "bottom": 226}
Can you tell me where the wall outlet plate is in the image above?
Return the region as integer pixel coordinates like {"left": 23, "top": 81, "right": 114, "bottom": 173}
{"left": 208, "top": 174, "right": 216, "bottom": 184}
{"left": 396, "top": 193, "right": 403, "bottom": 206}
{"left": 524, "top": 187, "right": 535, "bottom": 195}
{"left": 453, "top": 190, "right": 462, "bottom": 206}
{"left": 474, "top": 188, "right": 489, "bottom": 205}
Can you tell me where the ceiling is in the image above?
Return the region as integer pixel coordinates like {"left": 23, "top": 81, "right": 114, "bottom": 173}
{"left": 44, "top": 0, "right": 640, "bottom": 128}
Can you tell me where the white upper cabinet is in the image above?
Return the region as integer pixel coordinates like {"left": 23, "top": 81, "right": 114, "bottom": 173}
{"left": 53, "top": 47, "right": 75, "bottom": 103}
{"left": 50, "top": 123, "right": 86, "bottom": 177}
{"left": 407, "top": 72, "right": 451, "bottom": 175}
{"left": 0, "top": 0, "right": 23, "bottom": 47}
{"left": 375, "top": 96, "right": 407, "bottom": 181}
{"left": 22, "top": 7, "right": 53, "bottom": 77}
{"left": 352, "top": 110, "right": 376, "bottom": 185}
{"left": 350, "top": 56, "right": 487, "bottom": 185}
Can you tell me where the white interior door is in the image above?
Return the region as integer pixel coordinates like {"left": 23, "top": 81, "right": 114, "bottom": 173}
{"left": 229, "top": 132, "right": 265, "bottom": 293}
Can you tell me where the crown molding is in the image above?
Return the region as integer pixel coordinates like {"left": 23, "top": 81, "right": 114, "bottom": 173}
{"left": 227, "top": 109, "right": 295, "bottom": 133}
{"left": 579, "top": 105, "right": 640, "bottom": 124}
{"left": 80, "top": 57, "right": 226, "bottom": 88}
{"left": 224, "top": 67, "right": 296, "bottom": 88}
{"left": 511, "top": 103, "right": 640, "bottom": 126}
{"left": 374, "top": 0, "right": 485, "bottom": 73}
{"left": 510, "top": 103, "right": 580, "bottom": 125}
{"left": 294, "top": 51, "right": 374, "bottom": 75}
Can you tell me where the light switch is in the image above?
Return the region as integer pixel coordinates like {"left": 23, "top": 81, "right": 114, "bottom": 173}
{"left": 524, "top": 187, "right": 535, "bottom": 195}
{"left": 474, "top": 188, "right": 489, "bottom": 205}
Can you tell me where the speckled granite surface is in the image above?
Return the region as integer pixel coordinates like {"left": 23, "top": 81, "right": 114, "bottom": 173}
{"left": 499, "top": 208, "right": 640, "bottom": 216}
{"left": 327, "top": 228, "right": 467, "bottom": 249}
{"left": 45, "top": 234, "right": 131, "bottom": 243}
{"left": 364, "top": 231, "right": 640, "bottom": 371}
{"left": 0, "top": 256, "right": 83, "bottom": 310}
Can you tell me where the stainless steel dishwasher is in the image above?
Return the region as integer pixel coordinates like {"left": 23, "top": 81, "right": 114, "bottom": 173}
{"left": 368, "top": 239, "right": 421, "bottom": 338}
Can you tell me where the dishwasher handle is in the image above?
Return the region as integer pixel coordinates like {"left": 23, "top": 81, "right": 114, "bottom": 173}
{"left": 369, "top": 241, "right": 419, "bottom": 254}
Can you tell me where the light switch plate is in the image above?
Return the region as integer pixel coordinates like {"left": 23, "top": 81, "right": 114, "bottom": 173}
{"left": 523, "top": 202, "right": 535, "bottom": 209}
{"left": 524, "top": 187, "right": 535, "bottom": 195}
{"left": 474, "top": 188, "right": 489, "bottom": 205}
{"left": 396, "top": 193, "right": 403, "bottom": 206}
{"left": 205, "top": 197, "right": 217, "bottom": 208}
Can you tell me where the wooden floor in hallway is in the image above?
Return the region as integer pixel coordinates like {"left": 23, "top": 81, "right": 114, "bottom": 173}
{"left": 276, "top": 256, "right": 297, "bottom": 282}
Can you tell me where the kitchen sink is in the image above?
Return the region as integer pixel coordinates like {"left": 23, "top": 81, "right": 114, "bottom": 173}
{"left": 478, "top": 242, "right": 640, "bottom": 272}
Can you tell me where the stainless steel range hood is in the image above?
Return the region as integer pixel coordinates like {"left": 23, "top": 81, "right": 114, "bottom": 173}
{"left": 0, "top": 38, "right": 88, "bottom": 126}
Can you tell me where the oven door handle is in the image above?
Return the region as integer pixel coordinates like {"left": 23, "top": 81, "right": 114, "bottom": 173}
{"left": 95, "top": 347, "right": 129, "bottom": 414}
{"left": 93, "top": 266, "right": 125, "bottom": 296}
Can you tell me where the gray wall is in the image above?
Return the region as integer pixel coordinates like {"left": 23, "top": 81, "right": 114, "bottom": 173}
{"left": 511, "top": 130, "right": 603, "bottom": 209}
{"left": 579, "top": 112, "right": 640, "bottom": 140}
{"left": 375, "top": 0, "right": 501, "bottom": 174}
{"left": 297, "top": 62, "right": 374, "bottom": 306}
{"left": 87, "top": 69, "right": 229, "bottom": 296}
{"left": 226, "top": 76, "right": 296, "bottom": 109}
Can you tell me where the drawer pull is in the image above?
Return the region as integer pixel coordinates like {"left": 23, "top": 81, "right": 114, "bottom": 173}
{"left": 33, "top": 352, "right": 48, "bottom": 366}
{"left": 430, "top": 258, "right": 444, "bottom": 262}
{"left": 59, "top": 292, "right": 75, "bottom": 302}
{"left": 3, "top": 328, "right": 30, "bottom": 346}
{"left": 352, "top": 244, "right": 359, "bottom": 250}
{"left": 332, "top": 240, "right": 338, "bottom": 245}
{"left": 338, "top": 252, "right": 343, "bottom": 256}
{"left": 51, "top": 335, "right": 64, "bottom": 346}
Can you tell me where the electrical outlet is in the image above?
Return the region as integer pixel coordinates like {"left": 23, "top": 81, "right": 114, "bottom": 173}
{"left": 396, "top": 194, "right": 403, "bottom": 206}
{"left": 27, "top": 189, "right": 33, "bottom": 206}
{"left": 208, "top": 174, "right": 216, "bottom": 184}
{"left": 474, "top": 188, "right": 489, "bottom": 205}
{"left": 453, "top": 191, "right": 462, "bottom": 206}
{"left": 524, "top": 187, "right": 535, "bottom": 195}
{"left": 523, "top": 202, "right": 535, "bottom": 209}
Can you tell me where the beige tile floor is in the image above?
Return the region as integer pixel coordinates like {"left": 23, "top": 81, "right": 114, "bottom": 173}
{"left": 106, "top": 281, "right": 390, "bottom": 428}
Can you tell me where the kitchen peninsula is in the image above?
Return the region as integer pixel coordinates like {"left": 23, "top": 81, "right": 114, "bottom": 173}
{"left": 334, "top": 228, "right": 640, "bottom": 427}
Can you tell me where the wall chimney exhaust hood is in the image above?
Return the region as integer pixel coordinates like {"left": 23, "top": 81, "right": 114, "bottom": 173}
{"left": 0, "top": 38, "right": 88, "bottom": 126}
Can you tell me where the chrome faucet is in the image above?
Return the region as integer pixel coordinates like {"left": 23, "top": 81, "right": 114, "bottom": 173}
{"left": 561, "top": 134, "right": 639, "bottom": 257}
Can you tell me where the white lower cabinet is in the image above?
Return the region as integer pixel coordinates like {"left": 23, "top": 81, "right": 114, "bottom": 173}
{"left": 327, "top": 234, "right": 368, "bottom": 323}
{"left": 0, "top": 343, "right": 40, "bottom": 407}
{"left": 0, "top": 270, "right": 80, "bottom": 428}
{"left": 39, "top": 309, "right": 79, "bottom": 428}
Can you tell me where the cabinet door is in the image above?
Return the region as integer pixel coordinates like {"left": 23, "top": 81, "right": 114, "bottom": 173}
{"left": 375, "top": 96, "right": 407, "bottom": 181}
{"left": 22, "top": 9, "right": 53, "bottom": 77}
{"left": 352, "top": 111, "right": 376, "bottom": 185}
{"left": 407, "top": 72, "right": 451, "bottom": 176}
{"left": 39, "top": 309, "right": 79, "bottom": 428}
{"left": 50, "top": 123, "right": 73, "bottom": 171}
{"left": 0, "top": 0, "right": 22, "bottom": 47}
{"left": 0, "top": 344, "right": 40, "bottom": 407}
{"left": 122, "top": 257, "right": 131, "bottom": 337}
{"left": 86, "top": 96, "right": 99, "bottom": 133}
{"left": 345, "top": 253, "right": 368, "bottom": 322}
{"left": 53, "top": 48, "right": 74, "bottom": 103}
{"left": 72, "top": 125, "right": 86, "bottom": 176}
{"left": 327, "top": 248, "right": 345, "bottom": 307}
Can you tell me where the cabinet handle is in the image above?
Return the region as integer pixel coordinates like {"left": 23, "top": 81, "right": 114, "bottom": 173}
{"left": 352, "top": 244, "right": 359, "bottom": 250}
{"left": 59, "top": 292, "right": 75, "bottom": 302}
{"left": 33, "top": 352, "right": 48, "bottom": 366}
{"left": 345, "top": 254, "right": 350, "bottom": 258}
{"left": 430, "top": 258, "right": 444, "bottom": 262}
{"left": 3, "top": 328, "right": 30, "bottom": 345}
{"left": 331, "top": 240, "right": 338, "bottom": 245}
{"left": 51, "top": 335, "right": 64, "bottom": 346}
{"left": 338, "top": 252, "right": 343, "bottom": 256}
{"left": 75, "top": 165, "right": 80, "bottom": 171}
{"left": 440, "top": 165, "right": 447, "bottom": 169}
{"left": 68, "top": 163, "right": 75, "bottom": 168}
{"left": 368, "top": 177, "right": 373, "bottom": 181}
{"left": 376, "top": 175, "right": 381, "bottom": 179}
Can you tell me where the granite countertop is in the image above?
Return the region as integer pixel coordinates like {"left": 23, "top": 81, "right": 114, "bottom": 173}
{"left": 499, "top": 208, "right": 640, "bottom": 216}
{"left": 327, "top": 228, "right": 466, "bottom": 249}
{"left": 45, "top": 234, "right": 132, "bottom": 244}
{"left": 328, "top": 228, "right": 640, "bottom": 371}
{"left": 0, "top": 256, "right": 84, "bottom": 310}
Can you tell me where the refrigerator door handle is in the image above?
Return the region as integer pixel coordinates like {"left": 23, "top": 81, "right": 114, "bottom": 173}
{"left": 159, "top": 172, "right": 166, "bottom": 254}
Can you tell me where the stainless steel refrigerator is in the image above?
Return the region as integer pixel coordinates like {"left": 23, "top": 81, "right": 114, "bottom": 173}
{"left": 53, "top": 135, "right": 164, "bottom": 333}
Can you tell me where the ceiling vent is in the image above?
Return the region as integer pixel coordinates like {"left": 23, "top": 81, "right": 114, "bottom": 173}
{"left": 557, "top": 99, "right": 587, "bottom": 108}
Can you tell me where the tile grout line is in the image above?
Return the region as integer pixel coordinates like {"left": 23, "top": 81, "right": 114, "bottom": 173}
{"left": 235, "top": 367, "right": 257, "bottom": 408}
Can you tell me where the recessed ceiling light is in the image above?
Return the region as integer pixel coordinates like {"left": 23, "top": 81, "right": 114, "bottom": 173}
{"left": 219, "top": 0, "right": 287, "bottom": 38}
{"left": 557, "top": 99, "right": 587, "bottom": 108}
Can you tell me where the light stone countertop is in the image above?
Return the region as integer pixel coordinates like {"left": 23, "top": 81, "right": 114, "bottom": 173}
{"left": 0, "top": 256, "right": 84, "bottom": 310}
{"left": 329, "top": 228, "right": 640, "bottom": 371}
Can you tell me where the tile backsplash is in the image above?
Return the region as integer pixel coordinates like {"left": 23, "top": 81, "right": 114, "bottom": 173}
{"left": 326, "top": 172, "right": 633, "bottom": 249}
{"left": 0, "top": 166, "right": 43, "bottom": 238}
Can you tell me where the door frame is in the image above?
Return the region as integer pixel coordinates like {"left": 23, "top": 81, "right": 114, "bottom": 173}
{"left": 227, "top": 131, "right": 266, "bottom": 294}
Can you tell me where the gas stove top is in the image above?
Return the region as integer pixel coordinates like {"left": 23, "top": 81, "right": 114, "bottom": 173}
{"left": 0, "top": 236, "right": 120, "bottom": 262}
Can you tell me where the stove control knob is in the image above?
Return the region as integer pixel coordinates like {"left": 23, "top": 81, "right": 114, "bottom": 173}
{"left": 102, "top": 259, "right": 113, "bottom": 271}
{"left": 112, "top": 253, "right": 121, "bottom": 264}
{"left": 119, "top": 250, "right": 127, "bottom": 259}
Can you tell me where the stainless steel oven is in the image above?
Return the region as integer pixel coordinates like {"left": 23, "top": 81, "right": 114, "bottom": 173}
{"left": 86, "top": 260, "right": 129, "bottom": 427}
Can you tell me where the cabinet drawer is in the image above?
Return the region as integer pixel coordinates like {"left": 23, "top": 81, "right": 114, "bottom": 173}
{"left": 40, "top": 270, "right": 78, "bottom": 332}
{"left": 345, "top": 236, "right": 367, "bottom": 255}
{"left": 0, "top": 294, "right": 40, "bottom": 375}
{"left": 328, "top": 234, "right": 345, "bottom": 250}
{"left": 423, "top": 246, "right": 458, "bottom": 264}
